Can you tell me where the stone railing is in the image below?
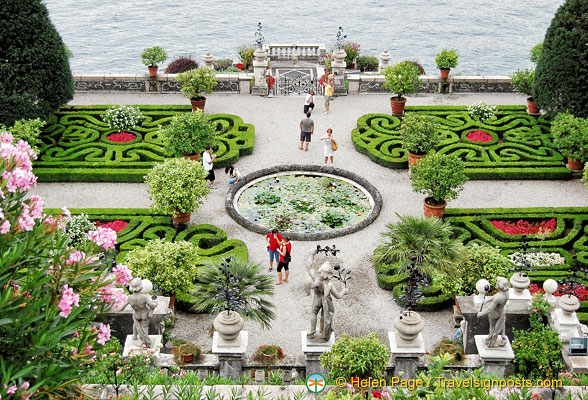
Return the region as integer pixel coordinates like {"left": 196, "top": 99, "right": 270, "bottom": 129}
{"left": 263, "top": 43, "right": 326, "bottom": 61}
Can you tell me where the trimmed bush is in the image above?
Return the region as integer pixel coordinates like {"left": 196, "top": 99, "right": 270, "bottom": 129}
{"left": 0, "top": 0, "right": 74, "bottom": 126}
{"left": 551, "top": 112, "right": 588, "bottom": 161}
{"left": 213, "top": 59, "right": 233, "bottom": 71}
{"left": 165, "top": 56, "right": 199, "bottom": 74}
{"left": 435, "top": 49, "right": 459, "bottom": 70}
{"left": 356, "top": 56, "right": 379, "bottom": 72}
{"left": 410, "top": 152, "right": 468, "bottom": 204}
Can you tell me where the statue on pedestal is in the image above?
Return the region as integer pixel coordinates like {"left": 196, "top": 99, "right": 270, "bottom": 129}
{"left": 477, "top": 276, "right": 509, "bottom": 348}
{"left": 305, "top": 249, "right": 349, "bottom": 341}
{"left": 120, "top": 278, "right": 158, "bottom": 348}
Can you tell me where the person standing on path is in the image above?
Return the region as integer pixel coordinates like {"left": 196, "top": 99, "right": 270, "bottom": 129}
{"left": 276, "top": 236, "right": 292, "bottom": 285}
{"left": 299, "top": 112, "right": 314, "bottom": 152}
{"left": 328, "top": 71, "right": 337, "bottom": 88}
{"left": 304, "top": 91, "right": 315, "bottom": 114}
{"left": 265, "top": 229, "right": 283, "bottom": 271}
{"left": 324, "top": 83, "right": 334, "bottom": 114}
{"left": 203, "top": 146, "right": 217, "bottom": 189}
{"left": 320, "top": 128, "right": 336, "bottom": 166}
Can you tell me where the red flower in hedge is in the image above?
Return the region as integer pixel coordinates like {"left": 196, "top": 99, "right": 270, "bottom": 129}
{"left": 372, "top": 390, "right": 383, "bottom": 399}
{"left": 466, "top": 130, "right": 493, "bottom": 143}
{"left": 235, "top": 63, "right": 245, "bottom": 70}
{"left": 106, "top": 132, "right": 136, "bottom": 143}
{"left": 95, "top": 220, "right": 129, "bottom": 233}
{"left": 531, "top": 282, "right": 588, "bottom": 301}
{"left": 490, "top": 218, "right": 556, "bottom": 235}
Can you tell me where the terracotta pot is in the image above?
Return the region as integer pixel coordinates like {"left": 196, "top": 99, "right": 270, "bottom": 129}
{"left": 172, "top": 212, "right": 191, "bottom": 224}
{"left": 390, "top": 97, "right": 407, "bottom": 115}
{"left": 168, "top": 293, "right": 176, "bottom": 309}
{"left": 213, "top": 310, "right": 244, "bottom": 341}
{"left": 190, "top": 97, "right": 207, "bottom": 111}
{"left": 567, "top": 157, "right": 583, "bottom": 171}
{"left": 184, "top": 154, "right": 200, "bottom": 162}
{"left": 260, "top": 352, "right": 279, "bottom": 363}
{"left": 407, "top": 151, "right": 427, "bottom": 167}
{"left": 181, "top": 353, "right": 194, "bottom": 363}
{"left": 148, "top": 66, "right": 158, "bottom": 77}
{"left": 527, "top": 97, "right": 539, "bottom": 114}
{"left": 423, "top": 197, "right": 447, "bottom": 218}
{"left": 440, "top": 68, "right": 450, "bottom": 79}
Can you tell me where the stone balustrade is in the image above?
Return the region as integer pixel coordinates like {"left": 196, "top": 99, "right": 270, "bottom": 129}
{"left": 263, "top": 43, "right": 326, "bottom": 60}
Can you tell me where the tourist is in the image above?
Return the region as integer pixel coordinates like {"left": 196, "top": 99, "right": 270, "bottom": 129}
{"left": 303, "top": 91, "right": 315, "bottom": 114}
{"left": 202, "top": 146, "right": 217, "bottom": 189}
{"left": 320, "top": 128, "right": 336, "bottom": 166}
{"left": 324, "top": 83, "right": 334, "bottom": 114}
{"left": 328, "top": 71, "right": 337, "bottom": 87}
{"left": 299, "top": 112, "right": 314, "bottom": 152}
{"left": 319, "top": 71, "right": 330, "bottom": 94}
{"left": 225, "top": 165, "right": 242, "bottom": 184}
{"left": 276, "top": 236, "right": 292, "bottom": 285}
{"left": 265, "top": 229, "right": 283, "bottom": 271}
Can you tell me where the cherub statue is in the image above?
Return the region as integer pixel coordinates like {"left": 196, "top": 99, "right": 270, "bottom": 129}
{"left": 119, "top": 278, "right": 158, "bottom": 348}
{"left": 477, "top": 276, "right": 510, "bottom": 348}
{"left": 305, "top": 250, "right": 349, "bottom": 341}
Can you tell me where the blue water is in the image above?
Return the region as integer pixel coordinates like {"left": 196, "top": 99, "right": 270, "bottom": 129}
{"left": 42, "top": 0, "right": 564, "bottom": 75}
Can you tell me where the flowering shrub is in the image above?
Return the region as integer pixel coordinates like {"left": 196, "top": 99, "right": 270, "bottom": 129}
{"left": 320, "top": 53, "right": 334, "bottom": 71}
{"left": 530, "top": 283, "right": 588, "bottom": 301}
{"left": 101, "top": 105, "right": 143, "bottom": 132}
{"left": 490, "top": 218, "right": 556, "bottom": 235}
{"left": 0, "top": 132, "right": 130, "bottom": 398}
{"left": 64, "top": 213, "right": 96, "bottom": 246}
{"left": 237, "top": 46, "right": 255, "bottom": 70}
{"left": 343, "top": 41, "right": 360, "bottom": 65}
{"left": 465, "top": 130, "right": 493, "bottom": 143}
{"left": 510, "top": 251, "right": 565, "bottom": 267}
{"left": 106, "top": 132, "right": 137, "bottom": 143}
{"left": 468, "top": 101, "right": 497, "bottom": 129}
{"left": 95, "top": 220, "right": 129, "bottom": 233}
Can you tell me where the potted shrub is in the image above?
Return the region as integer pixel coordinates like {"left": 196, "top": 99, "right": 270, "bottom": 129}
{"left": 343, "top": 41, "right": 361, "bottom": 67}
{"left": 178, "top": 342, "right": 201, "bottom": 364}
{"left": 511, "top": 69, "right": 538, "bottom": 114}
{"left": 238, "top": 46, "right": 255, "bottom": 70}
{"left": 551, "top": 112, "right": 588, "bottom": 170}
{"left": 435, "top": 49, "right": 459, "bottom": 79}
{"left": 254, "top": 345, "right": 285, "bottom": 364}
{"left": 176, "top": 67, "right": 218, "bottom": 111}
{"left": 141, "top": 46, "right": 167, "bottom": 77}
{"left": 398, "top": 114, "right": 440, "bottom": 166}
{"left": 192, "top": 257, "right": 275, "bottom": 343}
{"left": 160, "top": 110, "right": 218, "bottom": 161}
{"left": 172, "top": 338, "right": 188, "bottom": 354}
{"left": 410, "top": 152, "right": 468, "bottom": 218}
{"left": 382, "top": 61, "right": 422, "bottom": 115}
{"left": 145, "top": 158, "right": 210, "bottom": 223}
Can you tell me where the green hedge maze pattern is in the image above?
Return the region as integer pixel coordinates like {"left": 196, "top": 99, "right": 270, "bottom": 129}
{"left": 376, "top": 207, "right": 588, "bottom": 315}
{"left": 352, "top": 106, "right": 571, "bottom": 180}
{"left": 35, "top": 105, "right": 254, "bottom": 182}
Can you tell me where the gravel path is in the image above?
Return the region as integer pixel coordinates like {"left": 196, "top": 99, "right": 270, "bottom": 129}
{"left": 30, "top": 92, "right": 588, "bottom": 360}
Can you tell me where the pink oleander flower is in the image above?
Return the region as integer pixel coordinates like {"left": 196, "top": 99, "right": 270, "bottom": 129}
{"left": 20, "top": 382, "right": 29, "bottom": 390}
{"left": 58, "top": 284, "right": 80, "bottom": 318}
{"left": 0, "top": 220, "right": 10, "bottom": 234}
{"left": 87, "top": 227, "right": 117, "bottom": 250}
{"left": 6, "top": 385, "right": 17, "bottom": 394}
{"left": 28, "top": 195, "right": 44, "bottom": 219}
{"left": 0, "top": 206, "right": 3, "bottom": 220}
{"left": 97, "top": 323, "right": 111, "bottom": 345}
{"left": 66, "top": 250, "right": 85, "bottom": 265}
{"left": 17, "top": 206, "right": 35, "bottom": 231}
{"left": 112, "top": 289, "right": 128, "bottom": 310}
{"left": 112, "top": 264, "right": 132, "bottom": 286}
{"left": 62, "top": 207, "right": 71, "bottom": 219}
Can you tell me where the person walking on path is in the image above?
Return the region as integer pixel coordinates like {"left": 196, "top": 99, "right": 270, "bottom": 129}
{"left": 265, "top": 229, "right": 283, "bottom": 271}
{"left": 299, "top": 112, "right": 314, "bottom": 152}
{"left": 203, "top": 146, "right": 217, "bottom": 189}
{"left": 304, "top": 91, "right": 315, "bottom": 114}
{"left": 320, "top": 128, "right": 336, "bottom": 166}
{"left": 225, "top": 165, "right": 241, "bottom": 184}
{"left": 328, "top": 71, "right": 337, "bottom": 88}
{"left": 276, "top": 236, "right": 292, "bottom": 285}
{"left": 324, "top": 83, "right": 334, "bottom": 114}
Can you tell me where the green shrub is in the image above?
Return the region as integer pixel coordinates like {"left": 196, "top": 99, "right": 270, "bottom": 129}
{"left": 435, "top": 49, "right": 459, "bottom": 70}
{"left": 398, "top": 114, "right": 440, "bottom": 154}
{"left": 0, "top": 0, "right": 74, "bottom": 126}
{"left": 551, "top": 112, "right": 588, "bottom": 161}
{"left": 176, "top": 67, "right": 218, "bottom": 100}
{"left": 510, "top": 69, "right": 535, "bottom": 96}
{"left": 355, "top": 56, "right": 378, "bottom": 72}
{"left": 213, "top": 59, "right": 234, "bottom": 71}
{"left": 320, "top": 333, "right": 391, "bottom": 380}
{"left": 141, "top": 46, "right": 167, "bottom": 67}
{"left": 238, "top": 46, "right": 255, "bottom": 69}
{"left": 532, "top": 0, "right": 588, "bottom": 117}
{"left": 164, "top": 56, "right": 198, "bottom": 74}
{"left": 160, "top": 110, "right": 218, "bottom": 157}
{"left": 530, "top": 43, "right": 543, "bottom": 65}
{"left": 410, "top": 152, "right": 468, "bottom": 203}
{"left": 383, "top": 61, "right": 422, "bottom": 100}
{"left": 1, "top": 118, "right": 46, "bottom": 154}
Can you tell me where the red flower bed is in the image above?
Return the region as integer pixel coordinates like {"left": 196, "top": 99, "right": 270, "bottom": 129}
{"left": 235, "top": 63, "right": 245, "bottom": 70}
{"left": 95, "top": 220, "right": 129, "bottom": 233}
{"left": 490, "top": 218, "right": 556, "bottom": 235}
{"left": 466, "top": 130, "right": 493, "bottom": 143}
{"left": 106, "top": 132, "right": 136, "bottom": 143}
{"left": 530, "top": 283, "right": 588, "bottom": 301}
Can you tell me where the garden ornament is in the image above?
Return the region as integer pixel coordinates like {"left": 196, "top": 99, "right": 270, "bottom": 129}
{"left": 477, "top": 276, "right": 509, "bottom": 348}
{"left": 119, "top": 278, "right": 158, "bottom": 347}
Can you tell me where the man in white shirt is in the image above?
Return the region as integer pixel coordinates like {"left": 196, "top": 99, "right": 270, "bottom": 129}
{"left": 303, "top": 91, "right": 315, "bottom": 114}
{"left": 202, "top": 146, "right": 217, "bottom": 189}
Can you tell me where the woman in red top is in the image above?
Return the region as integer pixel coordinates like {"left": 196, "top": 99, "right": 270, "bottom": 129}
{"left": 276, "top": 236, "right": 291, "bottom": 285}
{"left": 265, "top": 229, "right": 283, "bottom": 271}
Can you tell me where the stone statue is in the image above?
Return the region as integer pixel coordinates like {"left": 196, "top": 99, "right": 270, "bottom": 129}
{"left": 305, "top": 250, "right": 348, "bottom": 341}
{"left": 120, "top": 278, "right": 158, "bottom": 348}
{"left": 477, "top": 276, "right": 509, "bottom": 348}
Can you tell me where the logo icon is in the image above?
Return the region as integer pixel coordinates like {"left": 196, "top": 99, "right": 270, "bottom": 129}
{"left": 306, "top": 373, "right": 326, "bottom": 393}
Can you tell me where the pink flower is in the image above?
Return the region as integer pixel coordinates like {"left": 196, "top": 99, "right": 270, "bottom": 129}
{"left": 28, "top": 195, "right": 44, "bottom": 219}
{"left": 112, "top": 289, "right": 128, "bottom": 310}
{"left": 87, "top": 227, "right": 117, "bottom": 250}
{"left": 58, "top": 284, "right": 80, "bottom": 318}
{"left": 20, "top": 382, "right": 29, "bottom": 390}
{"left": 112, "top": 264, "right": 132, "bottom": 286}
{"left": 97, "top": 323, "right": 111, "bottom": 345}
{"left": 62, "top": 207, "right": 71, "bottom": 218}
{"left": 0, "top": 220, "right": 10, "bottom": 234}
{"left": 6, "top": 385, "right": 17, "bottom": 394}
{"left": 66, "top": 251, "right": 85, "bottom": 265}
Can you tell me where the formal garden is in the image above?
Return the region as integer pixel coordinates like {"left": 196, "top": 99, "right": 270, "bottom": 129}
{"left": 3, "top": 0, "right": 588, "bottom": 399}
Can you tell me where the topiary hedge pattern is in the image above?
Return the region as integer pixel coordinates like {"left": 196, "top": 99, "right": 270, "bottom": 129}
{"left": 352, "top": 106, "right": 572, "bottom": 180}
{"left": 35, "top": 105, "right": 254, "bottom": 182}
{"left": 47, "top": 208, "right": 248, "bottom": 312}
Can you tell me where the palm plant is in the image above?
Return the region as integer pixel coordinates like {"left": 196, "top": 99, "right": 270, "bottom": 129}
{"left": 192, "top": 257, "right": 275, "bottom": 328}
{"left": 372, "top": 215, "right": 462, "bottom": 277}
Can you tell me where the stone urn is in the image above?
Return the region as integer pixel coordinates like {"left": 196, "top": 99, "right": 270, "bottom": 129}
{"left": 559, "top": 295, "right": 580, "bottom": 316}
{"left": 509, "top": 273, "right": 530, "bottom": 295}
{"left": 213, "top": 310, "right": 244, "bottom": 341}
{"left": 394, "top": 310, "right": 424, "bottom": 345}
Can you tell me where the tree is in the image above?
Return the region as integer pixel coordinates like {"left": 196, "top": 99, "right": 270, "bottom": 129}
{"left": 532, "top": 0, "right": 588, "bottom": 117}
{"left": 0, "top": 0, "right": 74, "bottom": 126}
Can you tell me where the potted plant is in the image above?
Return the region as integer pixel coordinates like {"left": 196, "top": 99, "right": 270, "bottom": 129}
{"left": 467, "top": 101, "right": 497, "bottom": 136}
{"left": 511, "top": 69, "right": 538, "bottom": 114}
{"left": 178, "top": 342, "right": 201, "bottom": 364}
{"left": 176, "top": 67, "right": 217, "bottom": 111}
{"left": 238, "top": 45, "right": 255, "bottom": 70}
{"left": 435, "top": 49, "right": 459, "bottom": 79}
{"left": 192, "top": 257, "right": 275, "bottom": 343}
{"left": 172, "top": 338, "right": 188, "bottom": 354}
{"left": 141, "top": 46, "right": 167, "bottom": 77}
{"left": 145, "top": 158, "right": 210, "bottom": 223}
{"left": 551, "top": 112, "right": 588, "bottom": 170}
{"left": 160, "top": 110, "right": 218, "bottom": 161}
{"left": 254, "top": 345, "right": 285, "bottom": 364}
{"left": 382, "top": 61, "right": 422, "bottom": 115}
{"left": 398, "top": 114, "right": 440, "bottom": 166}
{"left": 410, "top": 152, "right": 468, "bottom": 218}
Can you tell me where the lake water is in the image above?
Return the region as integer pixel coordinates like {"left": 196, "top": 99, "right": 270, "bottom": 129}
{"left": 42, "top": 0, "right": 564, "bottom": 75}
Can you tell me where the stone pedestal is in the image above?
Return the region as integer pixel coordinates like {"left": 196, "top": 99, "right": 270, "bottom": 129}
{"left": 552, "top": 308, "right": 582, "bottom": 343}
{"left": 301, "top": 331, "right": 334, "bottom": 376}
{"left": 505, "top": 287, "right": 532, "bottom": 312}
{"left": 123, "top": 335, "right": 162, "bottom": 357}
{"left": 212, "top": 331, "right": 248, "bottom": 379}
{"left": 331, "top": 49, "right": 347, "bottom": 95}
{"left": 389, "top": 332, "right": 425, "bottom": 380}
{"left": 203, "top": 51, "right": 214, "bottom": 69}
{"left": 474, "top": 335, "right": 514, "bottom": 377}
{"left": 379, "top": 50, "right": 392, "bottom": 73}
{"left": 252, "top": 47, "right": 269, "bottom": 96}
